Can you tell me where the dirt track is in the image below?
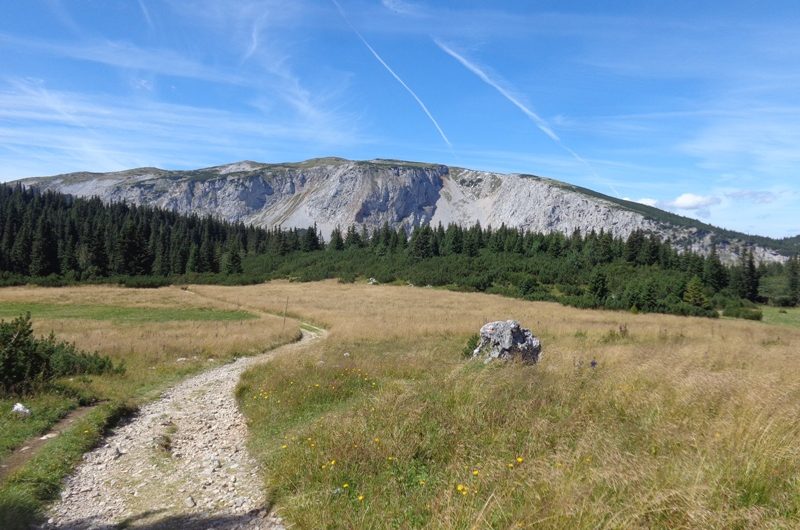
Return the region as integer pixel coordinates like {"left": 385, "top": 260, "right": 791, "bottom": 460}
{"left": 41, "top": 328, "right": 324, "bottom": 530}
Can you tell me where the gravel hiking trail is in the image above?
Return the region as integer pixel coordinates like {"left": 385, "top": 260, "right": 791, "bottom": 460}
{"left": 41, "top": 326, "right": 325, "bottom": 530}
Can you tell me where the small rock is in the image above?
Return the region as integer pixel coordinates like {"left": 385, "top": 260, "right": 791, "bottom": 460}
{"left": 40, "top": 432, "right": 59, "bottom": 441}
{"left": 12, "top": 403, "right": 31, "bottom": 417}
{"left": 184, "top": 496, "right": 196, "bottom": 508}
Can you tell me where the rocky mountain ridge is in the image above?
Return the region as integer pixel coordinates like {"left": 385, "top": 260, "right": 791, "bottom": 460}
{"left": 18, "top": 157, "right": 792, "bottom": 263}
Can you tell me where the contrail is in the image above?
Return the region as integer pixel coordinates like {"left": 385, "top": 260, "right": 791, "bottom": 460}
{"left": 435, "top": 39, "right": 596, "bottom": 174}
{"left": 331, "top": 0, "right": 451, "bottom": 147}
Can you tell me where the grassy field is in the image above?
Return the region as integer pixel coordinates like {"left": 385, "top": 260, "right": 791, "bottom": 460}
{"left": 0, "top": 285, "right": 300, "bottom": 528}
{"left": 0, "top": 301, "right": 256, "bottom": 322}
{"left": 4, "top": 282, "right": 799, "bottom": 528}
{"left": 189, "top": 281, "right": 800, "bottom": 529}
{"left": 762, "top": 305, "right": 800, "bottom": 328}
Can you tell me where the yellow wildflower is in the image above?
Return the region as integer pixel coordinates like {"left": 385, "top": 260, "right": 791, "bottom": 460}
{"left": 516, "top": 456, "right": 524, "bottom": 464}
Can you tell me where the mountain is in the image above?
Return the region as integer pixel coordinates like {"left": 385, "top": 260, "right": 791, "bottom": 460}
{"left": 18, "top": 157, "right": 796, "bottom": 263}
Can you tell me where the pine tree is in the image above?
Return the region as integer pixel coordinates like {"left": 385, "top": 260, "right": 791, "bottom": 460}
{"left": 788, "top": 256, "right": 799, "bottom": 305}
{"left": 224, "top": 242, "right": 243, "bottom": 274}
{"left": 409, "top": 226, "right": 433, "bottom": 259}
{"left": 187, "top": 244, "right": 200, "bottom": 273}
{"left": 328, "top": 227, "right": 344, "bottom": 251}
{"left": 344, "top": 225, "right": 362, "bottom": 248}
{"left": 742, "top": 250, "right": 759, "bottom": 302}
{"left": 29, "top": 216, "right": 59, "bottom": 276}
{"left": 683, "top": 275, "right": 710, "bottom": 309}
{"left": 9, "top": 215, "right": 32, "bottom": 275}
{"left": 702, "top": 245, "right": 727, "bottom": 292}
{"left": 588, "top": 270, "right": 609, "bottom": 304}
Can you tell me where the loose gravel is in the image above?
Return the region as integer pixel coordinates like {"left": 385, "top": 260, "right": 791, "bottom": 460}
{"left": 41, "top": 329, "right": 322, "bottom": 530}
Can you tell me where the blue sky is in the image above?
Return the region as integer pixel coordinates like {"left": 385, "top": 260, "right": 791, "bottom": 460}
{"left": 1, "top": 1, "right": 799, "bottom": 237}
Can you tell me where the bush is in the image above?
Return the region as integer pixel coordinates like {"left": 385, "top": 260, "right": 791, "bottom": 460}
{"left": 723, "top": 304, "right": 763, "bottom": 321}
{"left": 771, "top": 296, "right": 797, "bottom": 308}
{"left": 0, "top": 314, "right": 121, "bottom": 395}
{"left": 462, "top": 333, "right": 479, "bottom": 358}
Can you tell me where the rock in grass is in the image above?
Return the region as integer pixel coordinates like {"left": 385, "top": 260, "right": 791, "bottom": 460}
{"left": 472, "top": 320, "right": 541, "bottom": 364}
{"left": 12, "top": 402, "right": 31, "bottom": 417}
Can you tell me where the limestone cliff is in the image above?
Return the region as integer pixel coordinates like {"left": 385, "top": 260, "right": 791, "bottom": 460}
{"left": 18, "top": 157, "right": 788, "bottom": 263}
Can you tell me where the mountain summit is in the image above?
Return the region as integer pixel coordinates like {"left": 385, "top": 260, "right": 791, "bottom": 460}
{"left": 18, "top": 158, "right": 796, "bottom": 263}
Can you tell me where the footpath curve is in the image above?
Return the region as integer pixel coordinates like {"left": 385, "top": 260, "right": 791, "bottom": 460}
{"left": 42, "top": 325, "right": 325, "bottom": 530}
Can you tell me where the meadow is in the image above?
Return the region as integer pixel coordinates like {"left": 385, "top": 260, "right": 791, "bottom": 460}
{"left": 192, "top": 281, "right": 800, "bottom": 529}
{"left": 2, "top": 281, "right": 799, "bottom": 528}
{"left": 0, "top": 285, "right": 300, "bottom": 527}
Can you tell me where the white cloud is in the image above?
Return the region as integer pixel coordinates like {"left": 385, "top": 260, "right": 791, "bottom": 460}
{"left": 668, "top": 193, "right": 721, "bottom": 210}
{"left": 636, "top": 198, "right": 659, "bottom": 207}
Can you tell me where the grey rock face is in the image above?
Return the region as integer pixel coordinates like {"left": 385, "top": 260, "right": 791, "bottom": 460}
{"left": 472, "top": 320, "right": 541, "bottom": 364}
{"left": 17, "top": 158, "right": 788, "bottom": 264}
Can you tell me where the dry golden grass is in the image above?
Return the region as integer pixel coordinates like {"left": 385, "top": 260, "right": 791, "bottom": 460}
{"left": 0, "top": 285, "right": 300, "bottom": 405}
{"left": 204, "top": 280, "right": 800, "bottom": 529}
{"left": 0, "top": 285, "right": 298, "bottom": 362}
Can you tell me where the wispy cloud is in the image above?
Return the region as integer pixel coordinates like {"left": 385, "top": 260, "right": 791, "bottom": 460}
{"left": 434, "top": 40, "right": 598, "bottom": 181}
{"left": 726, "top": 190, "right": 778, "bottom": 204}
{"left": 137, "top": 0, "right": 154, "bottom": 30}
{"left": 381, "top": 0, "right": 427, "bottom": 17}
{"left": 331, "top": 0, "right": 451, "bottom": 147}
{"left": 435, "top": 40, "right": 557, "bottom": 142}
{"left": 0, "top": 33, "right": 248, "bottom": 86}
{"left": 0, "top": 80, "right": 363, "bottom": 179}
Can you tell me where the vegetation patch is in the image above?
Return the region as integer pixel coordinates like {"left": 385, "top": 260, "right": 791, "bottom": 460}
{"left": 0, "top": 286, "right": 301, "bottom": 526}
{"left": 227, "top": 281, "right": 800, "bottom": 528}
{"left": 0, "top": 302, "right": 256, "bottom": 323}
{"left": 762, "top": 306, "right": 800, "bottom": 328}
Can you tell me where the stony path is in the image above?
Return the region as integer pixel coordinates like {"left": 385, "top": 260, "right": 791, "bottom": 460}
{"left": 42, "top": 328, "right": 323, "bottom": 530}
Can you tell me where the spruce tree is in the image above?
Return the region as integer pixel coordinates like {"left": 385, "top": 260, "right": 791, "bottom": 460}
{"left": 683, "top": 276, "right": 710, "bottom": 309}
{"left": 328, "top": 227, "right": 344, "bottom": 251}
{"left": 788, "top": 256, "right": 799, "bottom": 305}
{"left": 742, "top": 250, "right": 759, "bottom": 302}
{"left": 588, "top": 270, "right": 609, "bottom": 304}
{"left": 224, "top": 242, "right": 243, "bottom": 274}
{"left": 29, "top": 216, "right": 59, "bottom": 276}
{"left": 702, "top": 245, "right": 727, "bottom": 292}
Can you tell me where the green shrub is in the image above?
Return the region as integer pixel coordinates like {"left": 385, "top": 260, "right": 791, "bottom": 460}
{"left": 723, "top": 304, "right": 763, "bottom": 321}
{"left": 462, "top": 333, "right": 480, "bottom": 358}
{"left": 0, "top": 314, "right": 121, "bottom": 394}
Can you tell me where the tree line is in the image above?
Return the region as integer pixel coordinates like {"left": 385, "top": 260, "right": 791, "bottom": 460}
{"left": 1, "top": 183, "right": 797, "bottom": 318}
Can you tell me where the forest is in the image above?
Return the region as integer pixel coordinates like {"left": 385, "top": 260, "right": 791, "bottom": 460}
{"left": 1, "top": 183, "right": 798, "bottom": 320}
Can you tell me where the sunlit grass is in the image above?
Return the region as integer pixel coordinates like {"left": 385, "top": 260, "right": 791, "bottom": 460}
{"left": 0, "top": 301, "right": 256, "bottom": 322}
{"left": 208, "top": 280, "right": 800, "bottom": 529}
{"left": 762, "top": 305, "right": 800, "bottom": 328}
